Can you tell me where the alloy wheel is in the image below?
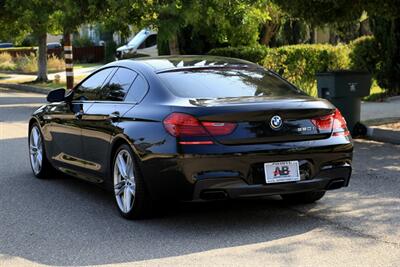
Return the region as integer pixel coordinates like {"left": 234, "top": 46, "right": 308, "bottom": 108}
{"left": 29, "top": 126, "right": 43, "bottom": 175}
{"left": 113, "top": 149, "right": 136, "bottom": 213}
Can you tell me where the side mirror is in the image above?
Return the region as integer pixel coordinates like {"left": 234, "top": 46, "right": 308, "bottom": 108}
{"left": 46, "top": 88, "right": 66, "bottom": 103}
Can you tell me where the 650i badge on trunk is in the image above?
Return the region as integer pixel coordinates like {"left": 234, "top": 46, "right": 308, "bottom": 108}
{"left": 270, "top": 115, "right": 283, "bottom": 130}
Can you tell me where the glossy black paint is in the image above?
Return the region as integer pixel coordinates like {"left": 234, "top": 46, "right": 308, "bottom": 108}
{"left": 30, "top": 55, "right": 353, "bottom": 201}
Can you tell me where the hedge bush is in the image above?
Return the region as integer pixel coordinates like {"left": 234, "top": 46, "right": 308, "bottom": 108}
{"left": 209, "top": 44, "right": 351, "bottom": 96}
{"left": 208, "top": 45, "right": 269, "bottom": 64}
{"left": 263, "top": 44, "right": 350, "bottom": 95}
{"left": 349, "top": 36, "right": 380, "bottom": 75}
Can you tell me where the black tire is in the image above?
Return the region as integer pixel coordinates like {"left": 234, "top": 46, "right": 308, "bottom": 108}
{"left": 112, "top": 144, "right": 153, "bottom": 219}
{"left": 281, "top": 190, "right": 326, "bottom": 204}
{"left": 28, "top": 123, "right": 54, "bottom": 179}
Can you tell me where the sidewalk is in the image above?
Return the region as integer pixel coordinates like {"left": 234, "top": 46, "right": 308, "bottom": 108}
{"left": 0, "top": 65, "right": 99, "bottom": 84}
{"left": 361, "top": 98, "right": 400, "bottom": 144}
{"left": 361, "top": 99, "right": 400, "bottom": 121}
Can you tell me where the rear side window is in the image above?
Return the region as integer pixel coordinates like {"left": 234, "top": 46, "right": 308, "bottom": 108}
{"left": 157, "top": 68, "right": 304, "bottom": 98}
{"left": 74, "top": 68, "right": 115, "bottom": 100}
{"left": 101, "top": 68, "right": 137, "bottom": 101}
{"left": 125, "top": 75, "right": 149, "bottom": 103}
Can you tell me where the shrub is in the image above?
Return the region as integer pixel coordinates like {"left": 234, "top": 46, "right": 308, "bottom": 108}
{"left": 47, "top": 55, "right": 65, "bottom": 71}
{"left": 208, "top": 45, "right": 269, "bottom": 64}
{"left": 0, "top": 53, "right": 65, "bottom": 73}
{"left": 0, "top": 52, "right": 16, "bottom": 71}
{"left": 0, "top": 52, "right": 13, "bottom": 63}
{"left": 72, "top": 35, "right": 94, "bottom": 48}
{"left": 14, "top": 54, "right": 37, "bottom": 73}
{"left": 349, "top": 36, "right": 380, "bottom": 75}
{"left": 263, "top": 44, "right": 351, "bottom": 95}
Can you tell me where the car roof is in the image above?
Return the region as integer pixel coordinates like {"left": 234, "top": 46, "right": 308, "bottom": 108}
{"left": 123, "top": 55, "right": 259, "bottom": 73}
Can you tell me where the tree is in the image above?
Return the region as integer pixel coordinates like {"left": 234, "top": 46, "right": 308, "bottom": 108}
{"left": 105, "top": 0, "right": 268, "bottom": 55}
{"left": 52, "top": 0, "right": 109, "bottom": 89}
{"left": 273, "top": 0, "right": 400, "bottom": 94}
{"left": 259, "top": 3, "right": 284, "bottom": 46}
{"left": 0, "top": 0, "right": 57, "bottom": 82}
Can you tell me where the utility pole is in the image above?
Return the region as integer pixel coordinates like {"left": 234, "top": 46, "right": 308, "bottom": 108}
{"left": 63, "top": 33, "right": 74, "bottom": 90}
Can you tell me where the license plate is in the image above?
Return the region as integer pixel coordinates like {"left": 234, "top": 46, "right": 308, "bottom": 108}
{"left": 264, "top": 161, "right": 300, "bottom": 184}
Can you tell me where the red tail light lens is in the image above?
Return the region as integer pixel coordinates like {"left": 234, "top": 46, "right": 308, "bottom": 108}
{"left": 201, "top": 122, "right": 237, "bottom": 136}
{"left": 163, "top": 113, "right": 208, "bottom": 137}
{"left": 163, "top": 113, "right": 237, "bottom": 144}
{"left": 332, "top": 109, "right": 350, "bottom": 136}
{"left": 311, "top": 109, "right": 350, "bottom": 137}
{"left": 311, "top": 114, "right": 333, "bottom": 131}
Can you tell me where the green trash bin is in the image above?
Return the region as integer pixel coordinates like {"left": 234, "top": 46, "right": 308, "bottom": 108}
{"left": 316, "top": 71, "right": 372, "bottom": 134}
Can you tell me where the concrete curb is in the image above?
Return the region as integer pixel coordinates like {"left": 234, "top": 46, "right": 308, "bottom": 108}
{"left": 0, "top": 83, "right": 48, "bottom": 95}
{"left": 366, "top": 126, "right": 400, "bottom": 145}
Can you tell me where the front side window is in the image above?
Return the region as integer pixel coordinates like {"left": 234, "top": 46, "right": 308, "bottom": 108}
{"left": 73, "top": 68, "right": 115, "bottom": 101}
{"left": 101, "top": 68, "right": 137, "bottom": 101}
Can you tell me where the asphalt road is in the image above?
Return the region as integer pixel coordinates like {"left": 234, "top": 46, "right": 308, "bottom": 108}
{"left": 0, "top": 88, "right": 399, "bottom": 267}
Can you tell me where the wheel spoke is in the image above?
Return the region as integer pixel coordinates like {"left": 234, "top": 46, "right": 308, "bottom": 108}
{"left": 126, "top": 155, "right": 133, "bottom": 179}
{"left": 114, "top": 181, "right": 125, "bottom": 195}
{"left": 128, "top": 184, "right": 135, "bottom": 196}
{"left": 32, "top": 128, "right": 39, "bottom": 147}
{"left": 36, "top": 153, "right": 42, "bottom": 166}
{"left": 115, "top": 185, "right": 125, "bottom": 196}
{"left": 123, "top": 185, "right": 132, "bottom": 212}
{"left": 116, "top": 154, "right": 127, "bottom": 178}
{"left": 37, "top": 136, "right": 42, "bottom": 151}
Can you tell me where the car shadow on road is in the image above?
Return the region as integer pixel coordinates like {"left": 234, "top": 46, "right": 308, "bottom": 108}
{"left": 0, "top": 137, "right": 399, "bottom": 266}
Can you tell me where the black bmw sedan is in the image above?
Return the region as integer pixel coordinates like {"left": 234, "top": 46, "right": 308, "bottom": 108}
{"left": 28, "top": 56, "right": 353, "bottom": 219}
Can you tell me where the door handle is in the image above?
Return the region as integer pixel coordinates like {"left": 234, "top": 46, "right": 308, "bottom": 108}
{"left": 74, "top": 111, "right": 83, "bottom": 120}
{"left": 108, "top": 111, "right": 120, "bottom": 120}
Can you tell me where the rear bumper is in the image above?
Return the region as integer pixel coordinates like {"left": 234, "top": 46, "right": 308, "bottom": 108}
{"left": 193, "top": 164, "right": 351, "bottom": 200}
{"left": 138, "top": 139, "right": 353, "bottom": 201}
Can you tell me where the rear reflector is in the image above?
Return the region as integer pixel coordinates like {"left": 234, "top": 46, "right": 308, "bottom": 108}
{"left": 163, "top": 112, "right": 237, "bottom": 144}
{"left": 179, "top": 141, "right": 214, "bottom": 145}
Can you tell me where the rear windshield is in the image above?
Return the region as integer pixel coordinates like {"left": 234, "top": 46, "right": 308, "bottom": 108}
{"left": 157, "top": 68, "right": 304, "bottom": 98}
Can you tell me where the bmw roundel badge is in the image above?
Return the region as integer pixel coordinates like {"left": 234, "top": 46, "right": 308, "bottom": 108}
{"left": 270, "top": 115, "right": 283, "bottom": 130}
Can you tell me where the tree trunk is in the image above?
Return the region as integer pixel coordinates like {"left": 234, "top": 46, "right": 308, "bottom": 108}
{"left": 168, "top": 33, "right": 180, "bottom": 55}
{"left": 260, "top": 23, "right": 280, "bottom": 47}
{"left": 36, "top": 32, "right": 48, "bottom": 82}
{"left": 63, "top": 32, "right": 74, "bottom": 90}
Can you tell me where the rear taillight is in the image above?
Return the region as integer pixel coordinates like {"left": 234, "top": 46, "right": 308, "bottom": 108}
{"left": 163, "top": 113, "right": 208, "bottom": 137}
{"left": 311, "top": 114, "right": 333, "bottom": 131}
{"left": 163, "top": 113, "right": 236, "bottom": 144}
{"left": 332, "top": 109, "right": 350, "bottom": 136}
{"left": 311, "top": 109, "right": 350, "bottom": 137}
{"left": 201, "top": 122, "right": 237, "bottom": 136}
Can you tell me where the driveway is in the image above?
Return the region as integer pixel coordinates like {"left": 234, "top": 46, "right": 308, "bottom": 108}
{"left": 0, "top": 88, "right": 399, "bottom": 266}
